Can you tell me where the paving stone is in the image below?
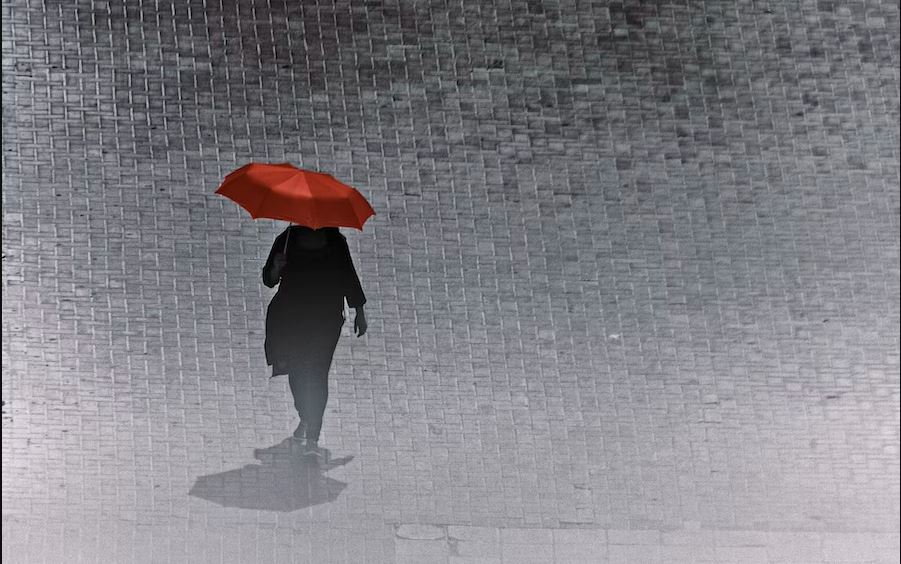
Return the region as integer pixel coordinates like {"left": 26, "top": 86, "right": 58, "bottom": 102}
{"left": 607, "top": 544, "right": 661, "bottom": 564}
{"left": 765, "top": 531, "right": 825, "bottom": 562}
{"left": 553, "top": 541, "right": 607, "bottom": 561}
{"left": 873, "top": 533, "right": 900, "bottom": 550}
{"left": 714, "top": 545, "right": 770, "bottom": 563}
{"left": 500, "top": 527, "right": 554, "bottom": 546}
{"left": 396, "top": 523, "right": 446, "bottom": 540}
{"left": 448, "top": 557, "right": 502, "bottom": 564}
{"left": 657, "top": 544, "right": 713, "bottom": 563}
{"left": 820, "top": 533, "right": 883, "bottom": 561}
{"left": 498, "top": 541, "right": 555, "bottom": 563}
{"left": 661, "top": 529, "right": 716, "bottom": 546}
{"left": 395, "top": 539, "right": 451, "bottom": 564}
{"left": 451, "top": 540, "right": 500, "bottom": 558}
{"left": 607, "top": 528, "right": 662, "bottom": 545}
{"left": 714, "top": 529, "right": 769, "bottom": 547}
{"left": 552, "top": 528, "right": 606, "bottom": 550}
{"left": 448, "top": 526, "right": 500, "bottom": 544}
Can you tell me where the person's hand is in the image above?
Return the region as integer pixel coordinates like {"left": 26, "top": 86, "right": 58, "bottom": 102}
{"left": 354, "top": 311, "right": 367, "bottom": 337}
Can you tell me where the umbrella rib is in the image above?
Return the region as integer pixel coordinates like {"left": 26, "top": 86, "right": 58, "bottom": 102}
{"left": 252, "top": 185, "right": 270, "bottom": 218}
{"left": 258, "top": 172, "right": 303, "bottom": 220}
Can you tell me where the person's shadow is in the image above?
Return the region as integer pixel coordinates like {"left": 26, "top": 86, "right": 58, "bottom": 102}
{"left": 189, "top": 438, "right": 354, "bottom": 511}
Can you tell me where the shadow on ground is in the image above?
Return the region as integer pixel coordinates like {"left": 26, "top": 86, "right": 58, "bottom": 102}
{"left": 189, "top": 438, "right": 354, "bottom": 512}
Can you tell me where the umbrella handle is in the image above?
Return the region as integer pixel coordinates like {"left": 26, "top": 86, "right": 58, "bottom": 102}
{"left": 284, "top": 222, "right": 290, "bottom": 254}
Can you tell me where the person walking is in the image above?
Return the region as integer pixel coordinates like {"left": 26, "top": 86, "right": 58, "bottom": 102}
{"left": 215, "top": 162, "right": 375, "bottom": 455}
{"left": 262, "top": 224, "right": 368, "bottom": 456}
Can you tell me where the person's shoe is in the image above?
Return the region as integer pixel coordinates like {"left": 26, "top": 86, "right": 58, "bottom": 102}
{"left": 293, "top": 419, "right": 306, "bottom": 440}
{"left": 303, "top": 439, "right": 321, "bottom": 456}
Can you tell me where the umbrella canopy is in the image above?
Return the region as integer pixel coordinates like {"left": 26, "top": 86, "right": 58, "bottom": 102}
{"left": 215, "top": 162, "right": 376, "bottom": 230}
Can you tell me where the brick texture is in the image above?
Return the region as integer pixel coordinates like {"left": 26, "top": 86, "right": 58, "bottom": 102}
{"left": 2, "top": 0, "right": 899, "bottom": 562}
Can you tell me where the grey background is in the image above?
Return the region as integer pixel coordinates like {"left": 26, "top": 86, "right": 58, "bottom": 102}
{"left": 2, "top": 0, "right": 899, "bottom": 562}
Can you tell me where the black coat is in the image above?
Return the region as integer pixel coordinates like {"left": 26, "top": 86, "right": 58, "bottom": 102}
{"left": 263, "top": 227, "right": 366, "bottom": 377}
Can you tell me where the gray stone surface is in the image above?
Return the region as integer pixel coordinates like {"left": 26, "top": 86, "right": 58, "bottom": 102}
{"left": 2, "top": 0, "right": 899, "bottom": 562}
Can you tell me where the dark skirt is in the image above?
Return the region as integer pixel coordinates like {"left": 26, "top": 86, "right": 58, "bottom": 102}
{"left": 265, "top": 291, "right": 345, "bottom": 378}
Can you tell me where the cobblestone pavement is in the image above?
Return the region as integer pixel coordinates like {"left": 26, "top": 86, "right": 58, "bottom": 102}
{"left": 2, "top": 0, "right": 899, "bottom": 562}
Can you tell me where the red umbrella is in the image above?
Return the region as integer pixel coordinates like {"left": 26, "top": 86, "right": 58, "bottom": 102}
{"left": 215, "top": 162, "right": 376, "bottom": 251}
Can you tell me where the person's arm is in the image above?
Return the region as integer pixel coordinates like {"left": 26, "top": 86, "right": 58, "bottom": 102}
{"left": 338, "top": 235, "right": 366, "bottom": 311}
{"left": 262, "top": 229, "right": 289, "bottom": 288}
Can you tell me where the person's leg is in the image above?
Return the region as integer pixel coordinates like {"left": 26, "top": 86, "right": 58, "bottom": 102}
{"left": 300, "top": 362, "right": 329, "bottom": 443}
{"left": 307, "top": 324, "right": 341, "bottom": 441}
{"left": 288, "top": 372, "right": 305, "bottom": 416}
{"left": 287, "top": 373, "right": 307, "bottom": 438}
{"left": 302, "top": 318, "right": 342, "bottom": 443}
